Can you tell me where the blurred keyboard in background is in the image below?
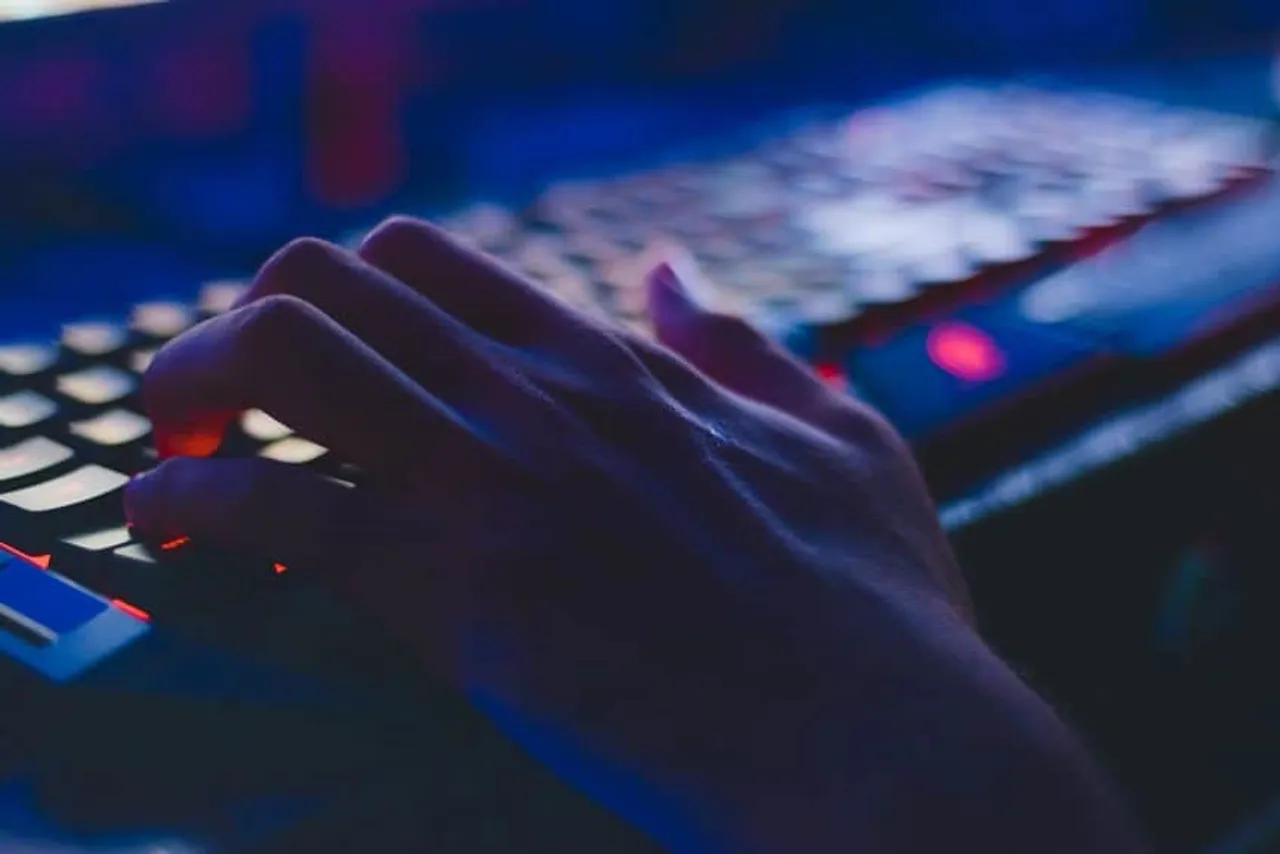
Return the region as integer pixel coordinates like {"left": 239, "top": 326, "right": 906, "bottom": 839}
{"left": 337, "top": 83, "right": 1279, "bottom": 496}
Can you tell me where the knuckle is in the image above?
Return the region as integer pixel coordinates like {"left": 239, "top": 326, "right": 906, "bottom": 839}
{"left": 264, "top": 237, "right": 343, "bottom": 281}
{"left": 231, "top": 294, "right": 324, "bottom": 379}
{"left": 254, "top": 238, "right": 345, "bottom": 302}
{"left": 238, "top": 293, "right": 317, "bottom": 343}
{"left": 360, "top": 216, "right": 427, "bottom": 255}
{"left": 359, "top": 216, "right": 461, "bottom": 269}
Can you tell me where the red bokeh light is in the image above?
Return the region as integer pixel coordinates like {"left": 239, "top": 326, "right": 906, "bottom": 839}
{"left": 926, "top": 322, "right": 1006, "bottom": 383}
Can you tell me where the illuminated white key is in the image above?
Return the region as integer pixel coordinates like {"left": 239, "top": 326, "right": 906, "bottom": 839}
{"left": 259, "top": 438, "right": 327, "bottom": 464}
{"left": 241, "top": 409, "right": 293, "bottom": 443}
{"left": 131, "top": 302, "right": 196, "bottom": 339}
{"left": 70, "top": 409, "right": 151, "bottom": 447}
{"left": 56, "top": 366, "right": 136, "bottom": 406}
{"left": 62, "top": 321, "right": 127, "bottom": 357}
{"left": 198, "top": 281, "right": 250, "bottom": 315}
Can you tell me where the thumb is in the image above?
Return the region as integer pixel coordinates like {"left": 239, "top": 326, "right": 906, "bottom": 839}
{"left": 647, "top": 259, "right": 838, "bottom": 427}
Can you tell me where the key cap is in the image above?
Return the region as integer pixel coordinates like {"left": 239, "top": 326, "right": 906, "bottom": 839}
{"left": 0, "top": 391, "right": 59, "bottom": 431}
{"left": 68, "top": 410, "right": 152, "bottom": 468}
{"left": 69, "top": 409, "right": 151, "bottom": 448}
{"left": 259, "top": 437, "right": 327, "bottom": 465}
{"left": 240, "top": 409, "right": 292, "bottom": 443}
{"left": 56, "top": 366, "right": 137, "bottom": 407}
{"left": 114, "top": 543, "right": 157, "bottom": 565}
{"left": 61, "top": 542, "right": 167, "bottom": 617}
{"left": 0, "top": 437, "right": 74, "bottom": 487}
{"left": 0, "top": 343, "right": 59, "bottom": 380}
{"left": 0, "top": 465, "right": 130, "bottom": 552}
{"left": 52, "top": 526, "right": 134, "bottom": 585}
{"left": 0, "top": 555, "right": 107, "bottom": 642}
{"left": 54, "top": 532, "right": 191, "bottom": 613}
{"left": 63, "top": 526, "right": 133, "bottom": 553}
{"left": 62, "top": 321, "right": 129, "bottom": 359}
{"left": 128, "top": 349, "right": 157, "bottom": 374}
{"left": 130, "top": 302, "right": 196, "bottom": 340}
{"left": 197, "top": 281, "right": 249, "bottom": 316}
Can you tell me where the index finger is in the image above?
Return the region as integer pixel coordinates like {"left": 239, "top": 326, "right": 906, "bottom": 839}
{"left": 143, "top": 294, "right": 494, "bottom": 483}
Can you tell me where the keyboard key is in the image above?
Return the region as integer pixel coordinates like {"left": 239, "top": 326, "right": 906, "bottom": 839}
{"left": 93, "top": 543, "right": 166, "bottom": 615}
{"left": 56, "top": 366, "right": 137, "bottom": 406}
{"left": 197, "top": 281, "right": 249, "bottom": 316}
{"left": 259, "top": 437, "right": 327, "bottom": 464}
{"left": 52, "top": 526, "right": 136, "bottom": 588}
{"left": 130, "top": 302, "right": 196, "bottom": 340}
{"left": 0, "top": 391, "right": 58, "bottom": 430}
{"left": 129, "top": 349, "right": 157, "bottom": 374}
{"left": 62, "top": 321, "right": 128, "bottom": 358}
{"left": 0, "top": 437, "right": 73, "bottom": 485}
{"left": 240, "top": 409, "right": 292, "bottom": 443}
{"left": 0, "top": 557, "right": 106, "bottom": 639}
{"left": 0, "top": 465, "right": 130, "bottom": 550}
{"left": 114, "top": 543, "right": 156, "bottom": 565}
{"left": 0, "top": 343, "right": 59, "bottom": 378}
{"left": 2, "top": 465, "right": 128, "bottom": 513}
{"left": 70, "top": 409, "right": 151, "bottom": 447}
{"left": 63, "top": 526, "right": 133, "bottom": 552}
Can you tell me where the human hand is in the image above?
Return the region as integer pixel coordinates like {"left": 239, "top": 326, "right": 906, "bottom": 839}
{"left": 125, "top": 220, "right": 1142, "bottom": 852}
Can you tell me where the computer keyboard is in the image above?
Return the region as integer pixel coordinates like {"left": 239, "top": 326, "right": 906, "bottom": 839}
{"left": 379, "top": 83, "right": 1279, "bottom": 493}
{"left": 0, "top": 81, "right": 1275, "bottom": 850}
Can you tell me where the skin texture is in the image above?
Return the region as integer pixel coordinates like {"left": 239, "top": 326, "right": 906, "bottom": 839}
{"left": 125, "top": 218, "right": 1146, "bottom": 853}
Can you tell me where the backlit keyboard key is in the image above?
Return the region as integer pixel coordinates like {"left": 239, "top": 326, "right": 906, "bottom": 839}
{"left": 54, "top": 526, "right": 134, "bottom": 583}
{"left": 56, "top": 366, "right": 137, "bottom": 406}
{"left": 62, "top": 321, "right": 128, "bottom": 358}
{"left": 0, "top": 343, "right": 59, "bottom": 378}
{"left": 259, "top": 437, "right": 327, "bottom": 464}
{"left": 197, "top": 281, "right": 249, "bottom": 316}
{"left": 0, "top": 437, "right": 73, "bottom": 485}
{"left": 129, "top": 349, "right": 157, "bottom": 374}
{"left": 70, "top": 409, "right": 151, "bottom": 447}
{"left": 0, "top": 391, "right": 58, "bottom": 430}
{"left": 63, "top": 526, "right": 133, "bottom": 552}
{"left": 1, "top": 465, "right": 128, "bottom": 513}
{"left": 114, "top": 543, "right": 156, "bottom": 565}
{"left": 130, "top": 302, "right": 196, "bottom": 340}
{"left": 0, "top": 465, "right": 130, "bottom": 550}
{"left": 240, "top": 409, "right": 292, "bottom": 443}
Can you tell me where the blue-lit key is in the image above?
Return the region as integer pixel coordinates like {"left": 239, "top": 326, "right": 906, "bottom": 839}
{"left": 0, "top": 553, "right": 149, "bottom": 682}
{"left": 0, "top": 557, "right": 106, "bottom": 636}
